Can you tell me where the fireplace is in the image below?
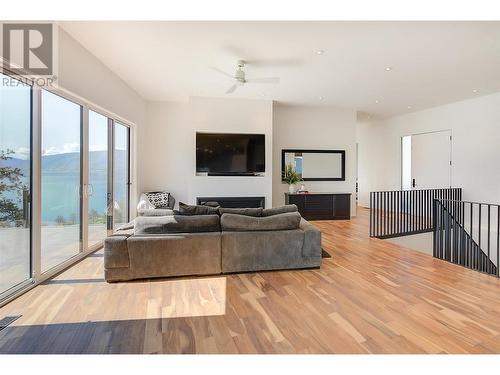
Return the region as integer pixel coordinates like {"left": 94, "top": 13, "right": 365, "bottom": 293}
{"left": 196, "top": 196, "right": 265, "bottom": 208}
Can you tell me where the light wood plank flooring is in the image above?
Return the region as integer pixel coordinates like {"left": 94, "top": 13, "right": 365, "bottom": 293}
{"left": 1, "top": 207, "right": 500, "bottom": 353}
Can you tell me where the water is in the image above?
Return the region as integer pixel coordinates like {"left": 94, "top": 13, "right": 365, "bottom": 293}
{"left": 1, "top": 150, "right": 128, "bottom": 224}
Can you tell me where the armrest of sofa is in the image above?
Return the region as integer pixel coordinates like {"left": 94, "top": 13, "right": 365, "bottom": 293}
{"left": 104, "top": 234, "right": 131, "bottom": 269}
{"left": 300, "top": 219, "right": 321, "bottom": 258}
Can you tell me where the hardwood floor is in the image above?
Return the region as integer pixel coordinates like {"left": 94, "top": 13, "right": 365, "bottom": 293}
{"left": 2, "top": 207, "right": 500, "bottom": 353}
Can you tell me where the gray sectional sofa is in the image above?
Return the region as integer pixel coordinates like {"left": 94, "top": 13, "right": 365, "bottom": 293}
{"left": 104, "top": 205, "right": 322, "bottom": 282}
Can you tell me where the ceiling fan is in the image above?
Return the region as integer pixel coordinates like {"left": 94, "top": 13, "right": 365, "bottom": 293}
{"left": 211, "top": 60, "right": 280, "bottom": 94}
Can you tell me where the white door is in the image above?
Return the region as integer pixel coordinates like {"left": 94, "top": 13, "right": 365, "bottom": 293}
{"left": 411, "top": 130, "right": 451, "bottom": 189}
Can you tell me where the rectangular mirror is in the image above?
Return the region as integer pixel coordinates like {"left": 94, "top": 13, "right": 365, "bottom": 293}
{"left": 282, "top": 149, "right": 345, "bottom": 181}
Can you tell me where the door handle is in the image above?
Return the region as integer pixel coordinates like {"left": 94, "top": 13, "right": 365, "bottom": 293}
{"left": 23, "top": 189, "right": 30, "bottom": 228}
{"left": 87, "top": 184, "right": 94, "bottom": 197}
{"left": 412, "top": 178, "right": 416, "bottom": 188}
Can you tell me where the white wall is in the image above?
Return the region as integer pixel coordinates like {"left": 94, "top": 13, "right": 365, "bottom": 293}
{"left": 273, "top": 104, "right": 358, "bottom": 215}
{"left": 139, "top": 96, "right": 274, "bottom": 208}
{"left": 57, "top": 28, "right": 146, "bottom": 126}
{"left": 357, "top": 92, "right": 500, "bottom": 207}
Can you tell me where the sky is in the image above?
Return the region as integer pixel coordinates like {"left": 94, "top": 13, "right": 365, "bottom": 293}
{"left": 0, "top": 74, "right": 31, "bottom": 159}
{"left": 1, "top": 73, "right": 127, "bottom": 161}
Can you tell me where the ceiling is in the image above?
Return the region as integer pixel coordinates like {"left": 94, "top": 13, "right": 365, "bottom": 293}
{"left": 60, "top": 21, "right": 500, "bottom": 116}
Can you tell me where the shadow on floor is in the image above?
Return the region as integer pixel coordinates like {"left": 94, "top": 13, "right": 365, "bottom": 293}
{"left": 43, "top": 278, "right": 105, "bottom": 285}
{"left": 0, "top": 317, "right": 211, "bottom": 354}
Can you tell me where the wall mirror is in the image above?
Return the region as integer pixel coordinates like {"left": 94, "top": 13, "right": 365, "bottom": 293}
{"left": 281, "top": 149, "right": 345, "bottom": 181}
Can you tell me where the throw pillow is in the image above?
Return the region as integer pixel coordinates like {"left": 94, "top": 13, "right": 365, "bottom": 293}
{"left": 145, "top": 191, "right": 170, "bottom": 208}
{"left": 179, "top": 202, "right": 220, "bottom": 216}
{"left": 203, "top": 201, "right": 221, "bottom": 207}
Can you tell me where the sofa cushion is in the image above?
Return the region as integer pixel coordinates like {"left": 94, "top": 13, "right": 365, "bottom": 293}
{"left": 218, "top": 207, "right": 263, "bottom": 217}
{"left": 178, "top": 202, "right": 220, "bottom": 216}
{"left": 137, "top": 208, "right": 175, "bottom": 217}
{"left": 134, "top": 214, "right": 220, "bottom": 234}
{"left": 262, "top": 204, "right": 298, "bottom": 217}
{"left": 221, "top": 211, "right": 301, "bottom": 232}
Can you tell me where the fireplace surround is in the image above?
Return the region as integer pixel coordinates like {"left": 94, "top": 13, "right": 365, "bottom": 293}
{"left": 196, "top": 196, "right": 265, "bottom": 208}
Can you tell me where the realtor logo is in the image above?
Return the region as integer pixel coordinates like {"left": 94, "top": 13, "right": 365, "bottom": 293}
{"left": 2, "top": 23, "right": 54, "bottom": 75}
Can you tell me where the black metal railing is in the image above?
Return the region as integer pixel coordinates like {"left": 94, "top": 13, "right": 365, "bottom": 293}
{"left": 369, "top": 188, "right": 462, "bottom": 239}
{"left": 433, "top": 199, "right": 499, "bottom": 277}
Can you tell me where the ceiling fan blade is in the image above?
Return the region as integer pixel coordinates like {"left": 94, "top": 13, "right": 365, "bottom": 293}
{"left": 210, "top": 66, "right": 234, "bottom": 79}
{"left": 225, "top": 84, "right": 239, "bottom": 94}
{"left": 246, "top": 77, "right": 280, "bottom": 84}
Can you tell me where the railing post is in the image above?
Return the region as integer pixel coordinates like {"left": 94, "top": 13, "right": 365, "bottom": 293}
{"left": 487, "top": 204, "right": 491, "bottom": 274}
{"left": 433, "top": 198, "right": 437, "bottom": 258}
{"left": 497, "top": 206, "right": 500, "bottom": 277}
{"left": 369, "top": 192, "right": 372, "bottom": 237}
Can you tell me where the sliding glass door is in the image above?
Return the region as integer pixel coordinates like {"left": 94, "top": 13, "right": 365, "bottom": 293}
{"left": 113, "top": 122, "right": 129, "bottom": 229}
{"left": 88, "top": 111, "right": 108, "bottom": 248}
{"left": 1, "top": 82, "right": 132, "bottom": 304}
{"left": 0, "top": 73, "right": 32, "bottom": 298}
{"left": 41, "top": 90, "right": 82, "bottom": 272}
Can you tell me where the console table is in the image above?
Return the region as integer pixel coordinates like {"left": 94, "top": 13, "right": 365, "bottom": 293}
{"left": 285, "top": 192, "right": 351, "bottom": 220}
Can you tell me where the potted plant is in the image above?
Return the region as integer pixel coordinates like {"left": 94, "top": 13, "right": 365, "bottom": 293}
{"left": 283, "top": 162, "right": 302, "bottom": 194}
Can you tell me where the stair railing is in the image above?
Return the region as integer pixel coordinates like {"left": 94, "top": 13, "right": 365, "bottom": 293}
{"left": 433, "top": 199, "right": 499, "bottom": 277}
{"left": 369, "top": 188, "right": 462, "bottom": 239}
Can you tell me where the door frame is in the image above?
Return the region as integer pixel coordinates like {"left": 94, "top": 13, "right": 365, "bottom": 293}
{"left": 400, "top": 129, "right": 453, "bottom": 190}
{"left": 112, "top": 121, "right": 131, "bottom": 230}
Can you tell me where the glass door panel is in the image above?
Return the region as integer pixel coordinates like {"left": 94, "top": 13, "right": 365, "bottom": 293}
{"left": 0, "top": 73, "right": 32, "bottom": 297}
{"left": 41, "top": 90, "right": 82, "bottom": 272}
{"left": 113, "top": 123, "right": 129, "bottom": 229}
{"left": 88, "top": 110, "right": 108, "bottom": 247}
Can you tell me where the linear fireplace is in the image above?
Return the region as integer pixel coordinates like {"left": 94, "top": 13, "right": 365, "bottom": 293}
{"left": 196, "top": 196, "right": 265, "bottom": 208}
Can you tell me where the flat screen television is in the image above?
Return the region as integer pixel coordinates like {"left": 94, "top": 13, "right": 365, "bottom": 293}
{"left": 196, "top": 133, "right": 265, "bottom": 175}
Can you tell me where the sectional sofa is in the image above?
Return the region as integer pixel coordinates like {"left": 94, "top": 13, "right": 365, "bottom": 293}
{"left": 104, "top": 205, "right": 322, "bottom": 282}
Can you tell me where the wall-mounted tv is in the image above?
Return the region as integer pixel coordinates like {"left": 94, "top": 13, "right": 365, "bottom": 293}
{"left": 196, "top": 133, "right": 265, "bottom": 176}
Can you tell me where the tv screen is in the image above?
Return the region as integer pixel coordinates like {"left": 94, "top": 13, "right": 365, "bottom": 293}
{"left": 196, "top": 133, "right": 265, "bottom": 175}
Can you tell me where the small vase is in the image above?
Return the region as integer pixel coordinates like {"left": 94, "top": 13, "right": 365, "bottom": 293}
{"left": 288, "top": 184, "right": 295, "bottom": 194}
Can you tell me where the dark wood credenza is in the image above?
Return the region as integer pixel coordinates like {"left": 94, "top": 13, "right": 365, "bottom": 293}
{"left": 285, "top": 192, "right": 351, "bottom": 220}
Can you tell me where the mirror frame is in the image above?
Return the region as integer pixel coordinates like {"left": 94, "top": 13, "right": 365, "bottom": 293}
{"left": 281, "top": 149, "right": 346, "bottom": 181}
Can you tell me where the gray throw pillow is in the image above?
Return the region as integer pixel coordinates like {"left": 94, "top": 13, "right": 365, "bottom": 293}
{"left": 203, "top": 201, "right": 220, "bottom": 207}
{"left": 179, "top": 202, "right": 220, "bottom": 216}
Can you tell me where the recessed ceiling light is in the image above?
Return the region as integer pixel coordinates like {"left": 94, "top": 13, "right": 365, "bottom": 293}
{"left": 407, "top": 105, "right": 412, "bottom": 109}
{"left": 385, "top": 67, "right": 393, "bottom": 71}
{"left": 375, "top": 99, "right": 380, "bottom": 104}
{"left": 472, "top": 89, "right": 478, "bottom": 93}
{"left": 315, "top": 50, "right": 325, "bottom": 55}
{"left": 318, "top": 96, "right": 324, "bottom": 100}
